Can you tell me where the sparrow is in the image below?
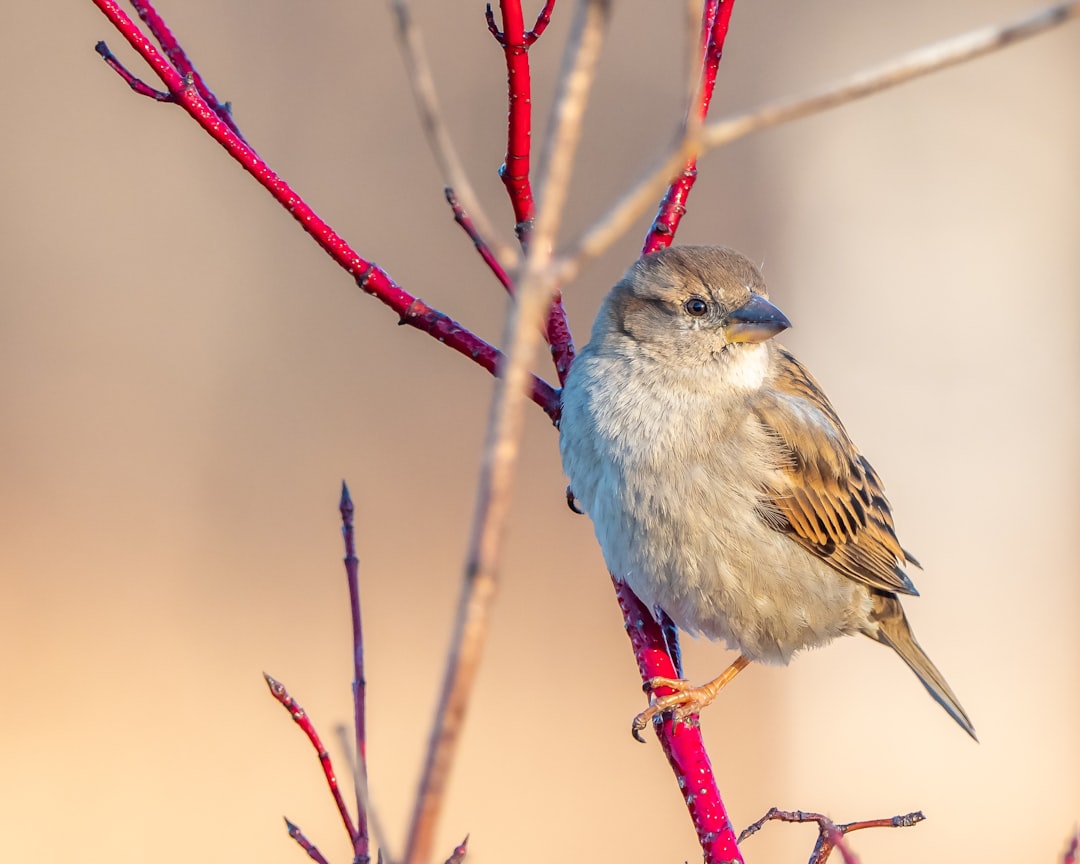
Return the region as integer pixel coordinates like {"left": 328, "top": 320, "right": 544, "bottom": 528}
{"left": 558, "top": 245, "right": 975, "bottom": 741}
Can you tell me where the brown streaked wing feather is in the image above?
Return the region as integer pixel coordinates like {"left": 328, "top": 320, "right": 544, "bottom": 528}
{"left": 752, "top": 347, "right": 919, "bottom": 596}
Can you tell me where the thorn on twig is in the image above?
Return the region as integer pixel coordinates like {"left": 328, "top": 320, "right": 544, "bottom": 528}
{"left": 444, "top": 835, "right": 470, "bottom": 864}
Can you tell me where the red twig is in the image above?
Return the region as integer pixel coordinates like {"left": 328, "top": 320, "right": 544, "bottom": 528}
{"left": 446, "top": 188, "right": 514, "bottom": 295}
{"left": 490, "top": 1, "right": 577, "bottom": 385}
{"left": 526, "top": 0, "right": 558, "bottom": 44}
{"left": 285, "top": 817, "right": 333, "bottom": 864}
{"left": 642, "top": 0, "right": 736, "bottom": 255}
{"left": 89, "top": 0, "right": 561, "bottom": 422}
{"left": 340, "top": 483, "right": 371, "bottom": 863}
{"left": 264, "top": 673, "right": 359, "bottom": 844}
{"left": 615, "top": 580, "right": 743, "bottom": 864}
{"left": 495, "top": 1, "right": 535, "bottom": 237}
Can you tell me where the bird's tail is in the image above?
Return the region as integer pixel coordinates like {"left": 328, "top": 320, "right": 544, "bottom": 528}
{"left": 865, "top": 593, "right": 977, "bottom": 740}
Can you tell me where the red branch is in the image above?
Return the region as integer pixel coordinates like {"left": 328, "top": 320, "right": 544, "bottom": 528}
{"left": 264, "top": 673, "right": 359, "bottom": 844}
{"left": 615, "top": 581, "right": 743, "bottom": 863}
{"left": 284, "top": 818, "right": 333, "bottom": 864}
{"left": 493, "top": 2, "right": 534, "bottom": 233}
{"left": 488, "top": 0, "right": 577, "bottom": 386}
{"left": 623, "top": 4, "right": 743, "bottom": 863}
{"left": 90, "top": 0, "right": 561, "bottom": 422}
{"left": 340, "top": 483, "right": 371, "bottom": 862}
{"left": 642, "top": 0, "right": 736, "bottom": 255}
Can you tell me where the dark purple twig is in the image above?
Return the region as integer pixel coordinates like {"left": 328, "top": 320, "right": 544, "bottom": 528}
{"left": 285, "top": 818, "right": 332, "bottom": 864}
{"left": 95, "top": 40, "right": 172, "bottom": 100}
{"left": 340, "top": 482, "right": 371, "bottom": 863}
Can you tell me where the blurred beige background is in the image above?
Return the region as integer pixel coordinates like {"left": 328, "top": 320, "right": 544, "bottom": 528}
{"left": 2, "top": 2, "right": 1077, "bottom": 863}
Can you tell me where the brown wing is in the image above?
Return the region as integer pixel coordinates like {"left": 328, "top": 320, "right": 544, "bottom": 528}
{"left": 752, "top": 347, "right": 920, "bottom": 596}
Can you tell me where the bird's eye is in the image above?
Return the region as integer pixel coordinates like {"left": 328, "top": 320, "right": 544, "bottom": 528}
{"left": 684, "top": 297, "right": 709, "bottom": 317}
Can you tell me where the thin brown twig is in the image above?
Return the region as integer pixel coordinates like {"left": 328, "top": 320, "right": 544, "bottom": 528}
{"left": 401, "top": 4, "right": 609, "bottom": 863}
{"left": 556, "top": 0, "right": 1078, "bottom": 284}
{"left": 389, "top": 0, "right": 517, "bottom": 270}
{"left": 702, "top": 0, "right": 1078, "bottom": 150}
{"left": 739, "top": 808, "right": 926, "bottom": 864}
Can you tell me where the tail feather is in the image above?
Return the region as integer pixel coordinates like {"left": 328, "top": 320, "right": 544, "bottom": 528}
{"left": 866, "top": 594, "right": 977, "bottom": 741}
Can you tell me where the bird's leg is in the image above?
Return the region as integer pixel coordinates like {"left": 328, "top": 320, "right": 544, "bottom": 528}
{"left": 631, "top": 654, "right": 751, "bottom": 742}
{"left": 656, "top": 607, "right": 683, "bottom": 678}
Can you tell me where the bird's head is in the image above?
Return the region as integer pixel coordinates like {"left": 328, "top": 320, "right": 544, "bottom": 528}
{"left": 595, "top": 246, "right": 791, "bottom": 375}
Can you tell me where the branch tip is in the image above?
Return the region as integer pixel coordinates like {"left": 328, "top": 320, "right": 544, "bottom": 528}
{"left": 340, "top": 481, "right": 354, "bottom": 520}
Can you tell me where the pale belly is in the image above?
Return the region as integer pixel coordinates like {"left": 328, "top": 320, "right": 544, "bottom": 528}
{"left": 561, "top": 356, "right": 871, "bottom": 664}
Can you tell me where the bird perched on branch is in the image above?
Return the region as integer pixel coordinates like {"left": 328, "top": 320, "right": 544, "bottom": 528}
{"left": 559, "top": 245, "right": 975, "bottom": 741}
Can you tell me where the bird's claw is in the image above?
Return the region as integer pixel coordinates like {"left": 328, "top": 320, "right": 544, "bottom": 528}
{"left": 631, "top": 676, "right": 694, "bottom": 742}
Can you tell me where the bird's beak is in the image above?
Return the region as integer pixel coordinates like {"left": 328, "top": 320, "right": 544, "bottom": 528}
{"left": 723, "top": 294, "right": 791, "bottom": 344}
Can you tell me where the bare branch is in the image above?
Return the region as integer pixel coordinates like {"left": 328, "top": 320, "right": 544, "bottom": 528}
{"left": 739, "top": 808, "right": 926, "bottom": 864}
{"left": 390, "top": 0, "right": 517, "bottom": 271}
{"left": 401, "top": 4, "right": 609, "bottom": 863}
{"left": 702, "top": 0, "right": 1079, "bottom": 151}
{"left": 558, "top": 0, "right": 1078, "bottom": 283}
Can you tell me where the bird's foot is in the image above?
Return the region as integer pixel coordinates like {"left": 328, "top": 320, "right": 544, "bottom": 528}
{"left": 630, "top": 655, "right": 751, "bottom": 743}
{"left": 631, "top": 677, "right": 713, "bottom": 742}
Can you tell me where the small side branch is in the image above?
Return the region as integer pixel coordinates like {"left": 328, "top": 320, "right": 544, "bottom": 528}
{"left": 526, "top": 0, "right": 557, "bottom": 44}
{"left": 264, "top": 673, "right": 359, "bottom": 844}
{"left": 445, "top": 188, "right": 515, "bottom": 295}
{"left": 95, "top": 41, "right": 172, "bottom": 100}
{"left": 739, "top": 808, "right": 926, "bottom": 864}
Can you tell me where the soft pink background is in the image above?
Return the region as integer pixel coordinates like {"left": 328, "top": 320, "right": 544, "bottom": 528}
{"left": 2, "top": 3, "right": 1077, "bottom": 863}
